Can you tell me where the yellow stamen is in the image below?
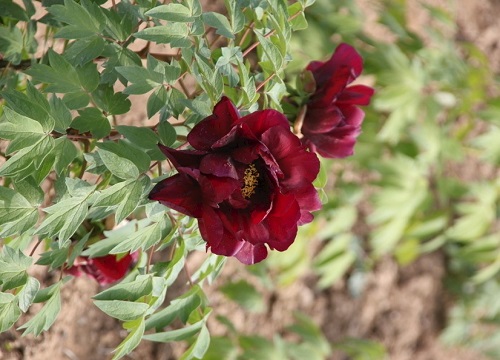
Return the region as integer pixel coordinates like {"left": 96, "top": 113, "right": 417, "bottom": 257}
{"left": 241, "top": 163, "right": 259, "bottom": 199}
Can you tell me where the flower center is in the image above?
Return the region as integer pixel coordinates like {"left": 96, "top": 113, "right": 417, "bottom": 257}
{"left": 241, "top": 163, "right": 260, "bottom": 199}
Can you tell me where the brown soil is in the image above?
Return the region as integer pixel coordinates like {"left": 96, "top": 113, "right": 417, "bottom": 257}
{"left": 1, "top": 0, "right": 498, "bottom": 359}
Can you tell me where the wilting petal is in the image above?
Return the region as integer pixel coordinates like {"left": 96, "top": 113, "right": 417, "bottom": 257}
{"left": 149, "top": 173, "right": 203, "bottom": 218}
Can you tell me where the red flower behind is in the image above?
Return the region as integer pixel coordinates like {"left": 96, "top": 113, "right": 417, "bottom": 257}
{"left": 149, "top": 97, "right": 321, "bottom": 264}
{"left": 66, "top": 253, "right": 137, "bottom": 285}
{"left": 301, "top": 43, "right": 374, "bottom": 158}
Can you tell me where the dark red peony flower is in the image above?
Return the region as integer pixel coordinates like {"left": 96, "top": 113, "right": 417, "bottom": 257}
{"left": 149, "top": 97, "right": 321, "bottom": 264}
{"left": 66, "top": 253, "right": 137, "bottom": 285}
{"left": 300, "top": 43, "right": 374, "bottom": 158}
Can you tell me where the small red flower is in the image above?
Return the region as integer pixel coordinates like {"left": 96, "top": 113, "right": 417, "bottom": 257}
{"left": 66, "top": 253, "right": 137, "bottom": 285}
{"left": 149, "top": 97, "right": 321, "bottom": 264}
{"left": 301, "top": 43, "right": 374, "bottom": 158}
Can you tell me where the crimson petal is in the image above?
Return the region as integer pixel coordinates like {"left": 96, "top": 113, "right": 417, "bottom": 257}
{"left": 235, "top": 242, "right": 268, "bottom": 265}
{"left": 149, "top": 173, "right": 203, "bottom": 218}
{"left": 188, "top": 97, "right": 240, "bottom": 150}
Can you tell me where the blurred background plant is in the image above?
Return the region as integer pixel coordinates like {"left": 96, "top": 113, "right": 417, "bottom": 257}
{"left": 0, "top": 0, "right": 499, "bottom": 359}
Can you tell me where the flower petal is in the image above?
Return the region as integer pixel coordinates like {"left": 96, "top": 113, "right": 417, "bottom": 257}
{"left": 188, "top": 97, "right": 240, "bottom": 150}
{"left": 301, "top": 105, "right": 344, "bottom": 134}
{"left": 234, "top": 242, "right": 268, "bottom": 265}
{"left": 199, "top": 206, "right": 245, "bottom": 257}
{"left": 199, "top": 174, "right": 239, "bottom": 206}
{"left": 199, "top": 153, "right": 238, "bottom": 179}
{"left": 307, "top": 43, "right": 363, "bottom": 89}
{"left": 294, "top": 184, "right": 322, "bottom": 225}
{"left": 261, "top": 127, "right": 320, "bottom": 190}
{"left": 149, "top": 173, "right": 203, "bottom": 218}
{"left": 337, "top": 84, "right": 375, "bottom": 106}
{"left": 237, "top": 109, "right": 289, "bottom": 138}
{"left": 265, "top": 193, "right": 300, "bottom": 251}
{"left": 159, "top": 145, "right": 204, "bottom": 169}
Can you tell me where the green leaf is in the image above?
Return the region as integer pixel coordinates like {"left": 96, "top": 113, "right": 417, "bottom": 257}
{"left": 53, "top": 137, "right": 79, "bottom": 175}
{"left": 91, "top": 85, "right": 131, "bottom": 115}
{"left": 71, "top": 107, "right": 112, "bottom": 139}
{"left": 143, "top": 320, "right": 204, "bottom": 342}
{"left": 82, "top": 219, "right": 145, "bottom": 257}
{"left": 220, "top": 280, "right": 264, "bottom": 312}
{"left": 0, "top": 0, "right": 29, "bottom": 21}
{"left": 314, "top": 235, "right": 357, "bottom": 288}
{"left": 0, "top": 247, "right": 32, "bottom": 291}
{"left": 35, "top": 180, "right": 95, "bottom": 245}
{"left": 181, "top": 324, "right": 211, "bottom": 360}
{"left": 133, "top": 23, "right": 190, "bottom": 47}
{"left": 0, "top": 187, "right": 38, "bottom": 238}
{"left": 288, "top": 3, "right": 308, "bottom": 30}
{"left": 116, "top": 126, "right": 159, "bottom": 150}
{"left": 0, "top": 107, "right": 46, "bottom": 154}
{"left": 145, "top": 286, "right": 202, "bottom": 330}
{"left": 26, "top": 50, "right": 82, "bottom": 93}
{"left": 49, "top": 96, "right": 73, "bottom": 133}
{"left": 0, "top": 26, "right": 23, "bottom": 65}
{"left": 0, "top": 292, "right": 21, "bottom": 333}
{"left": 36, "top": 246, "right": 69, "bottom": 270}
{"left": 14, "top": 177, "right": 44, "bottom": 206}
{"left": 63, "top": 91, "right": 90, "bottom": 109}
{"left": 202, "top": 12, "right": 234, "bottom": 39}
{"left": 110, "top": 220, "right": 170, "bottom": 254}
{"left": 94, "top": 300, "right": 149, "bottom": 321}
{"left": 288, "top": 312, "right": 330, "bottom": 356}
{"left": 18, "top": 284, "right": 62, "bottom": 336}
{"left": 115, "top": 65, "right": 161, "bottom": 95}
{"left": 94, "top": 276, "right": 153, "bottom": 302}
{"left": 445, "top": 184, "right": 497, "bottom": 242}
{"left": 1, "top": 87, "right": 57, "bottom": 135}
{"left": 92, "top": 177, "right": 149, "bottom": 223}
{"left": 17, "top": 277, "right": 40, "bottom": 312}
{"left": 112, "top": 317, "right": 145, "bottom": 360}
{"left": 64, "top": 36, "right": 106, "bottom": 66}
{"left": 473, "top": 125, "right": 500, "bottom": 165}
{"left": 147, "top": 86, "right": 169, "bottom": 118}
{"left": 0, "top": 136, "right": 54, "bottom": 179}
{"left": 369, "top": 156, "right": 429, "bottom": 255}
{"left": 333, "top": 338, "right": 386, "bottom": 360}
{"left": 76, "top": 61, "right": 100, "bottom": 92}
{"left": 224, "top": 0, "right": 245, "bottom": 34}
{"left": 157, "top": 121, "right": 177, "bottom": 147}
{"left": 49, "top": 0, "right": 104, "bottom": 39}
{"left": 255, "top": 30, "right": 284, "bottom": 72}
{"left": 145, "top": 3, "right": 194, "bottom": 22}
{"left": 97, "top": 140, "right": 151, "bottom": 179}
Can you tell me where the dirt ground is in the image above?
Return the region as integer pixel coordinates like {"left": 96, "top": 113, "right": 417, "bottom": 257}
{"left": 1, "top": 0, "right": 499, "bottom": 359}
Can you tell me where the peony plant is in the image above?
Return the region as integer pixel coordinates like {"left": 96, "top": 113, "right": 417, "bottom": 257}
{"left": 0, "top": 1, "right": 373, "bottom": 358}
